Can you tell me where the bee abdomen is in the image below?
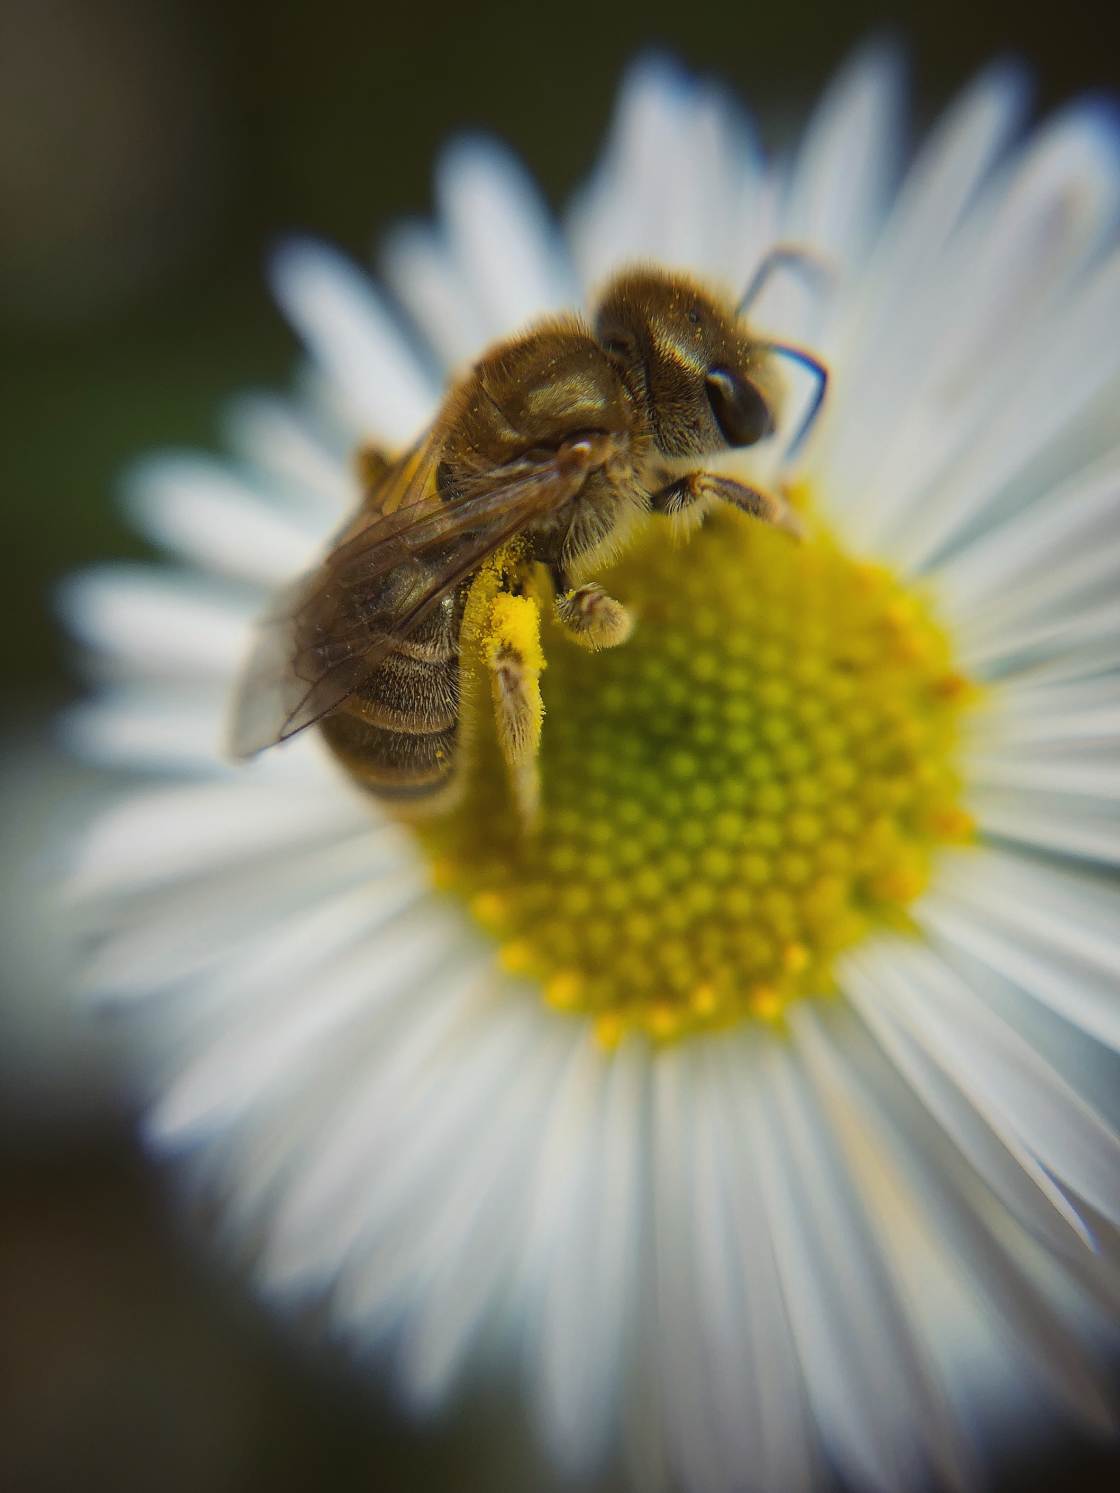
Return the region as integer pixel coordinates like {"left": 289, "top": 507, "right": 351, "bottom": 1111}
{"left": 349, "top": 651, "right": 460, "bottom": 733}
{"left": 320, "top": 643, "right": 461, "bottom": 800}
{"left": 320, "top": 704, "right": 458, "bottom": 798}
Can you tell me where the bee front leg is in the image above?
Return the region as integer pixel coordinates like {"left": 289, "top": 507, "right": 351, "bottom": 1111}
{"left": 550, "top": 567, "right": 634, "bottom": 650}
{"left": 650, "top": 472, "right": 805, "bottom": 539}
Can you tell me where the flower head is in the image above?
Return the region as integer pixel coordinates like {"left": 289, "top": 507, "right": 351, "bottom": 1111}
{"left": 62, "top": 45, "right": 1120, "bottom": 1492}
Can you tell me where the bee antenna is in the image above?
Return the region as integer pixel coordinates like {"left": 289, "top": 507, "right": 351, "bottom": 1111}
{"left": 756, "top": 341, "right": 829, "bottom": 462}
{"left": 736, "top": 244, "right": 835, "bottom": 318}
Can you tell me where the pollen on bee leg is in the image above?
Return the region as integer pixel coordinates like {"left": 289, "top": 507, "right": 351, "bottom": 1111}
{"left": 554, "top": 584, "right": 634, "bottom": 650}
{"left": 482, "top": 591, "right": 546, "bottom": 829}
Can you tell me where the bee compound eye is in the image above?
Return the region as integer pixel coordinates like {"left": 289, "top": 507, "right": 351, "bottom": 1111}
{"left": 705, "top": 368, "right": 774, "bottom": 448}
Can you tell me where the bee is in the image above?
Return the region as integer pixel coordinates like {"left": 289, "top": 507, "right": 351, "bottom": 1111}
{"left": 229, "top": 255, "right": 827, "bottom": 817}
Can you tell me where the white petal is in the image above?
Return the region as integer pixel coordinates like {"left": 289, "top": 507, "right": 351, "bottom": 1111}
{"left": 60, "top": 566, "right": 254, "bottom": 680}
{"left": 971, "top": 788, "right": 1120, "bottom": 863}
{"left": 436, "top": 137, "right": 573, "bottom": 338}
{"left": 380, "top": 222, "right": 490, "bottom": 373}
{"left": 934, "top": 448, "right": 1120, "bottom": 624}
{"left": 124, "top": 454, "right": 323, "bottom": 585}
{"left": 826, "top": 102, "right": 1120, "bottom": 548}
{"left": 797, "top": 993, "right": 1117, "bottom": 1430}
{"left": 886, "top": 249, "right": 1120, "bottom": 572}
{"left": 839, "top": 964, "right": 1096, "bottom": 1255}
{"left": 397, "top": 1012, "right": 575, "bottom": 1413}
{"left": 262, "top": 948, "right": 503, "bottom": 1292}
{"left": 568, "top": 58, "right": 772, "bottom": 293}
{"left": 967, "top": 754, "right": 1120, "bottom": 800}
{"left": 269, "top": 238, "right": 438, "bottom": 442}
{"left": 848, "top": 940, "right": 1119, "bottom": 1234}
{"left": 920, "top": 893, "right": 1120, "bottom": 1053}
{"left": 783, "top": 39, "right": 904, "bottom": 269}
{"left": 939, "top": 846, "right": 1120, "bottom": 978}
{"left": 524, "top": 1037, "right": 642, "bottom": 1476}
{"left": 79, "top": 829, "right": 404, "bottom": 1003}
{"left": 63, "top": 778, "right": 361, "bottom": 901}
{"left": 811, "top": 62, "right": 1029, "bottom": 515}
{"left": 61, "top": 687, "right": 237, "bottom": 777}
{"left": 745, "top": 1043, "right": 940, "bottom": 1492}
{"left": 223, "top": 392, "right": 357, "bottom": 519}
{"left": 707, "top": 1041, "right": 822, "bottom": 1493}
{"left": 152, "top": 892, "right": 455, "bottom": 1151}
{"left": 651, "top": 1046, "right": 729, "bottom": 1493}
{"left": 332, "top": 995, "right": 545, "bottom": 1334}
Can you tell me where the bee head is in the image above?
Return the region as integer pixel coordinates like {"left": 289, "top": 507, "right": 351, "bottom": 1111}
{"left": 594, "top": 269, "right": 779, "bottom": 459}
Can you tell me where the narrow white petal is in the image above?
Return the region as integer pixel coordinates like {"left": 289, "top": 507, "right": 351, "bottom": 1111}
{"left": 568, "top": 57, "right": 690, "bottom": 287}
{"left": 380, "top": 221, "right": 490, "bottom": 373}
{"left": 651, "top": 1047, "right": 729, "bottom": 1493}
{"left": 887, "top": 250, "right": 1120, "bottom": 571}
{"left": 935, "top": 448, "right": 1120, "bottom": 624}
{"left": 147, "top": 877, "right": 429, "bottom": 1140}
{"left": 224, "top": 392, "right": 357, "bottom": 518}
{"left": 709, "top": 1041, "right": 822, "bottom": 1493}
{"left": 846, "top": 944, "right": 1116, "bottom": 1245}
{"left": 334, "top": 996, "right": 545, "bottom": 1333}
{"left": 921, "top": 895, "right": 1120, "bottom": 1053}
{"left": 124, "top": 454, "right": 322, "bottom": 585}
{"left": 783, "top": 39, "right": 904, "bottom": 268}
{"left": 683, "top": 1051, "right": 765, "bottom": 1485}
{"left": 63, "top": 779, "right": 361, "bottom": 900}
{"left": 955, "top": 540, "right": 1120, "bottom": 669}
{"left": 397, "top": 1012, "right": 574, "bottom": 1412}
{"left": 526, "top": 1038, "right": 643, "bottom": 1477}
{"left": 830, "top": 104, "right": 1120, "bottom": 545}
{"left": 812, "top": 62, "right": 1028, "bottom": 510}
{"left": 269, "top": 238, "right": 438, "bottom": 442}
{"left": 61, "top": 687, "right": 238, "bottom": 777}
{"left": 263, "top": 950, "right": 501, "bottom": 1291}
{"left": 745, "top": 1044, "right": 939, "bottom": 1492}
{"left": 80, "top": 832, "right": 404, "bottom": 1002}
{"left": 798, "top": 995, "right": 1117, "bottom": 1430}
{"left": 940, "top": 846, "right": 1120, "bottom": 978}
{"left": 982, "top": 698, "right": 1120, "bottom": 750}
{"left": 568, "top": 58, "right": 772, "bottom": 293}
{"left": 788, "top": 1006, "right": 981, "bottom": 1488}
{"left": 846, "top": 954, "right": 1096, "bottom": 1253}
{"left": 958, "top": 558, "right": 1120, "bottom": 675}
{"left": 967, "top": 754, "right": 1120, "bottom": 800}
{"left": 59, "top": 566, "right": 255, "bottom": 678}
{"left": 972, "top": 789, "right": 1120, "bottom": 863}
{"left": 437, "top": 137, "right": 573, "bottom": 338}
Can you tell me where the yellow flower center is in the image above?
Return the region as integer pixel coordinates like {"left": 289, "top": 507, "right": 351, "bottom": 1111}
{"left": 417, "top": 506, "right": 977, "bottom": 1046}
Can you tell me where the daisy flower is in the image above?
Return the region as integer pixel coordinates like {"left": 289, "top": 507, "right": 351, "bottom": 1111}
{"left": 61, "top": 43, "right": 1120, "bottom": 1493}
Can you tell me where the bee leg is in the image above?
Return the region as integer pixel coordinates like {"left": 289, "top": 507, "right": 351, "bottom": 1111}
{"left": 483, "top": 591, "right": 545, "bottom": 829}
{"left": 550, "top": 569, "right": 634, "bottom": 650}
{"left": 651, "top": 472, "right": 805, "bottom": 540}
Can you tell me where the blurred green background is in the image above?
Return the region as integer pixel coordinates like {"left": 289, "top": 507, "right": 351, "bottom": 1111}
{"left": 1, "top": 0, "right": 1117, "bottom": 1488}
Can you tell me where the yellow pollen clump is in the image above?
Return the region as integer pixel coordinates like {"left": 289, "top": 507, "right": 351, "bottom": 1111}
{"left": 416, "top": 507, "right": 978, "bottom": 1045}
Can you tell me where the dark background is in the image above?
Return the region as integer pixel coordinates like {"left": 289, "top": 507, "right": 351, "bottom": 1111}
{"left": 1, "top": 0, "right": 1117, "bottom": 1488}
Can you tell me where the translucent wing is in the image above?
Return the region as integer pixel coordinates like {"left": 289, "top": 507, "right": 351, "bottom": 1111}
{"left": 227, "top": 430, "right": 610, "bottom": 757}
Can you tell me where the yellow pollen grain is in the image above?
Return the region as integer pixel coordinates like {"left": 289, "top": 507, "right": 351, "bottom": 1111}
{"left": 416, "top": 507, "right": 978, "bottom": 1043}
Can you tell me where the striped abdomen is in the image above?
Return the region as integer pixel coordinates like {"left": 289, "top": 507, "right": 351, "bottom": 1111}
{"left": 319, "top": 583, "right": 465, "bottom": 804}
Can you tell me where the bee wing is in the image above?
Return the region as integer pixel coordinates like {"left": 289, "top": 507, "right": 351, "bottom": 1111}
{"left": 227, "top": 431, "right": 609, "bottom": 758}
